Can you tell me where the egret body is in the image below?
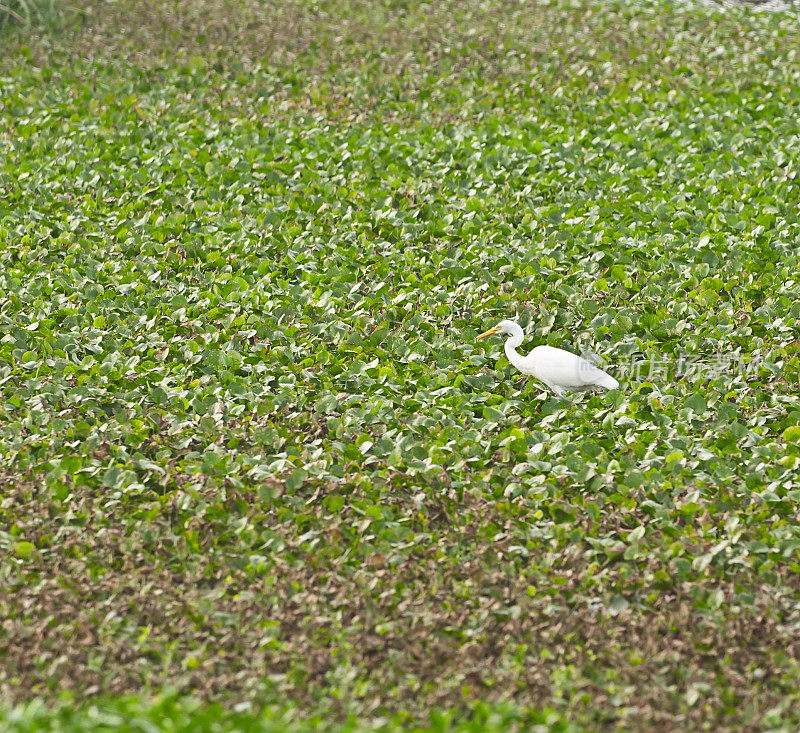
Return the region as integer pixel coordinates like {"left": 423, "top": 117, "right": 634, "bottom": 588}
{"left": 477, "top": 319, "right": 619, "bottom": 396}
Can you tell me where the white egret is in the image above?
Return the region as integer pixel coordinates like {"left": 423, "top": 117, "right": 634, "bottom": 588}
{"left": 476, "top": 319, "right": 619, "bottom": 396}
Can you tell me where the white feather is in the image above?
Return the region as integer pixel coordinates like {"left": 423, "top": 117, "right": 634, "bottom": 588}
{"left": 477, "top": 319, "right": 619, "bottom": 396}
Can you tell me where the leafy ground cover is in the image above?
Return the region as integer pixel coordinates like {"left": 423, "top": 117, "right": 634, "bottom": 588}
{"left": 2, "top": 0, "right": 800, "bottom": 729}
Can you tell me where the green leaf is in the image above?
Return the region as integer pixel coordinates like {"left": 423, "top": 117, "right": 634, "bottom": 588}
{"left": 782, "top": 426, "right": 800, "bottom": 443}
{"left": 286, "top": 468, "right": 307, "bottom": 492}
{"left": 14, "top": 541, "right": 35, "bottom": 559}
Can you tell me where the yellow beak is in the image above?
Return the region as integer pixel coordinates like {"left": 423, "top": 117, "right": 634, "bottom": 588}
{"left": 476, "top": 326, "right": 501, "bottom": 341}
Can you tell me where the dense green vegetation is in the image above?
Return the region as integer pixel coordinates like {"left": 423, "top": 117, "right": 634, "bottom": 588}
{"left": 2, "top": 0, "right": 800, "bottom": 728}
{"left": 0, "top": 0, "right": 58, "bottom": 29}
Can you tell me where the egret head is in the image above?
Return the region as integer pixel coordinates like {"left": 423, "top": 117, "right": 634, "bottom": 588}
{"left": 476, "top": 319, "right": 523, "bottom": 341}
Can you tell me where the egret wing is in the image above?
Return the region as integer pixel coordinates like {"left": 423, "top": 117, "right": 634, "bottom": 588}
{"left": 522, "top": 346, "right": 618, "bottom": 391}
